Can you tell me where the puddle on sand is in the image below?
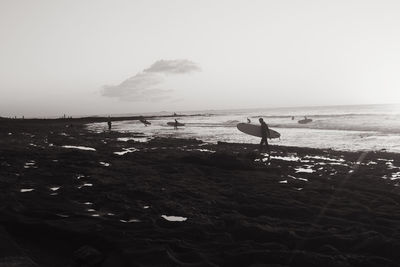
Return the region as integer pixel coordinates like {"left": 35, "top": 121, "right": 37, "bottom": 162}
{"left": 78, "top": 183, "right": 93, "bottom": 189}
{"left": 20, "top": 188, "right": 35, "bottom": 193}
{"left": 161, "top": 215, "right": 187, "bottom": 222}
{"left": 386, "top": 161, "right": 397, "bottom": 170}
{"left": 120, "top": 219, "right": 141, "bottom": 223}
{"left": 183, "top": 148, "right": 216, "bottom": 153}
{"left": 76, "top": 174, "right": 85, "bottom": 179}
{"left": 288, "top": 175, "right": 308, "bottom": 182}
{"left": 56, "top": 214, "right": 70, "bottom": 218}
{"left": 383, "top": 172, "right": 400, "bottom": 180}
{"left": 62, "top": 145, "right": 96, "bottom": 151}
{"left": 50, "top": 187, "right": 60, "bottom": 191}
{"left": 24, "top": 161, "right": 37, "bottom": 169}
{"left": 114, "top": 148, "right": 139, "bottom": 155}
{"left": 295, "top": 167, "right": 315, "bottom": 173}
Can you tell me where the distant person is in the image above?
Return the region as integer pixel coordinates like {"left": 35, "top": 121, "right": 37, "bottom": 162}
{"left": 259, "top": 118, "right": 271, "bottom": 160}
{"left": 174, "top": 119, "right": 179, "bottom": 130}
{"left": 107, "top": 117, "right": 112, "bottom": 131}
{"left": 304, "top": 116, "right": 307, "bottom": 120}
{"left": 247, "top": 118, "right": 251, "bottom": 123}
{"left": 291, "top": 116, "right": 294, "bottom": 120}
{"left": 174, "top": 112, "right": 177, "bottom": 116}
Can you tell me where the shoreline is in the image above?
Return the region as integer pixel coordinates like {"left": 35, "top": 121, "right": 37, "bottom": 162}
{"left": 1, "top": 121, "right": 400, "bottom": 266}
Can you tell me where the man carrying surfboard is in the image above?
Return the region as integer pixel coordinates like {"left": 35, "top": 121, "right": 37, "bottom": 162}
{"left": 259, "top": 118, "right": 270, "bottom": 160}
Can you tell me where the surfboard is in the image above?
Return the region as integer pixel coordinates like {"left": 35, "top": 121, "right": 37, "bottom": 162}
{"left": 140, "top": 119, "right": 151, "bottom": 125}
{"left": 298, "top": 119, "right": 312, "bottom": 124}
{"left": 167, "top": 122, "right": 185, "bottom": 126}
{"left": 237, "top": 123, "right": 280, "bottom": 139}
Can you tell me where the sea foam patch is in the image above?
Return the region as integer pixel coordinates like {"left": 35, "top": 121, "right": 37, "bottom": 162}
{"left": 271, "top": 155, "right": 301, "bottom": 161}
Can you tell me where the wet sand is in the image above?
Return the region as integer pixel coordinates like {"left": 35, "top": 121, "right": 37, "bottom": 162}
{"left": 1, "top": 120, "right": 400, "bottom": 266}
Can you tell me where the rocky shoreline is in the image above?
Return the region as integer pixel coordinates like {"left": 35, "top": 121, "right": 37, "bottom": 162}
{"left": 1, "top": 120, "right": 400, "bottom": 266}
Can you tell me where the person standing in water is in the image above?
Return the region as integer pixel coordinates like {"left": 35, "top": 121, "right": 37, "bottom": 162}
{"left": 174, "top": 119, "right": 179, "bottom": 130}
{"left": 259, "top": 118, "right": 270, "bottom": 160}
{"left": 107, "top": 117, "right": 112, "bottom": 131}
{"left": 247, "top": 118, "right": 251, "bottom": 123}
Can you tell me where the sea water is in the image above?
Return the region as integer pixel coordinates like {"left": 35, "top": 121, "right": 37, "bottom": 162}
{"left": 88, "top": 104, "right": 400, "bottom": 153}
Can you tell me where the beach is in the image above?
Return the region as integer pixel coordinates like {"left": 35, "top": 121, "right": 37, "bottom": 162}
{"left": 1, "top": 118, "right": 400, "bottom": 266}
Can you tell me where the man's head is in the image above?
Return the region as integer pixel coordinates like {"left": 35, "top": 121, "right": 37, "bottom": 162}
{"left": 259, "top": 118, "right": 264, "bottom": 123}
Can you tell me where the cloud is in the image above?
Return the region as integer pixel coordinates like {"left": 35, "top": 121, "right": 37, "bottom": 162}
{"left": 144, "top": 59, "right": 201, "bottom": 74}
{"left": 102, "top": 59, "right": 200, "bottom": 102}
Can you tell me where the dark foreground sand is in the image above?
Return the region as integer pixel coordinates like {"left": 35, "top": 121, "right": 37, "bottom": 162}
{"left": 1, "top": 120, "right": 400, "bottom": 267}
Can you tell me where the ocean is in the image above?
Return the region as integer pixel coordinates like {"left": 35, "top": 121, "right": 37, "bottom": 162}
{"left": 88, "top": 104, "right": 400, "bottom": 153}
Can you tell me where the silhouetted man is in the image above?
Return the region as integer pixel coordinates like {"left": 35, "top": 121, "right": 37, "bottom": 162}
{"left": 107, "top": 117, "right": 112, "bottom": 131}
{"left": 174, "top": 119, "right": 179, "bottom": 130}
{"left": 259, "top": 118, "right": 270, "bottom": 160}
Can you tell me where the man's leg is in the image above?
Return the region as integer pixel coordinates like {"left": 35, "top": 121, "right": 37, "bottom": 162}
{"left": 265, "top": 140, "right": 271, "bottom": 161}
{"left": 259, "top": 138, "right": 265, "bottom": 152}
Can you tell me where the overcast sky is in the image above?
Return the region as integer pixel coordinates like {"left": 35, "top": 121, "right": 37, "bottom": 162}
{"left": 1, "top": 0, "right": 400, "bottom": 117}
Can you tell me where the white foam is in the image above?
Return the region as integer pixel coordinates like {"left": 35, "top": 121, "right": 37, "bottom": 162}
{"left": 118, "top": 137, "right": 149, "bottom": 142}
{"left": 99, "top": 162, "right": 110, "bottom": 167}
{"left": 271, "top": 155, "right": 300, "bottom": 161}
{"left": 304, "top": 155, "right": 345, "bottom": 162}
{"left": 161, "top": 215, "right": 187, "bottom": 222}
{"left": 50, "top": 187, "right": 60, "bottom": 191}
{"left": 62, "top": 145, "right": 96, "bottom": 151}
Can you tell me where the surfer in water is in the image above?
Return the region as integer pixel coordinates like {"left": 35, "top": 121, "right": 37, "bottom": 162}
{"left": 174, "top": 119, "right": 179, "bottom": 130}
{"left": 247, "top": 118, "right": 251, "bottom": 123}
{"left": 259, "top": 118, "right": 270, "bottom": 160}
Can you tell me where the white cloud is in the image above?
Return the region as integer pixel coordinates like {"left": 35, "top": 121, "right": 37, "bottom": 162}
{"left": 102, "top": 59, "right": 200, "bottom": 102}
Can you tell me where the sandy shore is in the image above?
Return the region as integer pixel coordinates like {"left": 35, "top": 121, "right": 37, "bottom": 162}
{"left": 1, "top": 120, "right": 400, "bottom": 266}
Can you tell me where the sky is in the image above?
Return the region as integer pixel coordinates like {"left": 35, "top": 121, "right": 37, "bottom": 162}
{"left": 1, "top": 0, "right": 400, "bottom": 117}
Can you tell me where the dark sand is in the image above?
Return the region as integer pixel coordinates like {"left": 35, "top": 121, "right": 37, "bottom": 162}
{"left": 1, "top": 120, "right": 400, "bottom": 266}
